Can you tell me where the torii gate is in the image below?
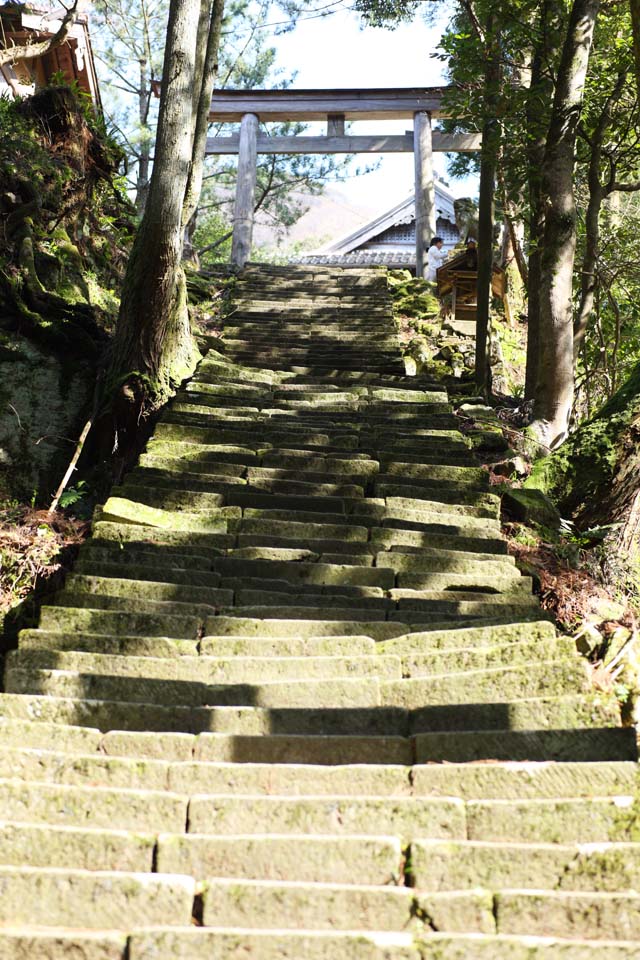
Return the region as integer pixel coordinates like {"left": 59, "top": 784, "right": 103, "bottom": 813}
{"left": 207, "top": 88, "right": 480, "bottom": 276}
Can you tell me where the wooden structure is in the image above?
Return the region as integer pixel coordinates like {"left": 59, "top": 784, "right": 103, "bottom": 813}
{"left": 437, "top": 249, "right": 505, "bottom": 334}
{"left": 208, "top": 87, "right": 481, "bottom": 271}
{"left": 0, "top": 3, "right": 101, "bottom": 108}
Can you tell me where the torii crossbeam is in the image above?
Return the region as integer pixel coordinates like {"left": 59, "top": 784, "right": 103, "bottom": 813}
{"left": 208, "top": 88, "right": 481, "bottom": 274}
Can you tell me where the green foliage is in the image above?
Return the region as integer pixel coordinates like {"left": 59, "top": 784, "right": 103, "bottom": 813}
{"left": 352, "top": 0, "right": 422, "bottom": 27}
{"left": 0, "top": 88, "right": 134, "bottom": 356}
{"left": 388, "top": 271, "right": 440, "bottom": 321}
{"left": 527, "top": 362, "right": 640, "bottom": 513}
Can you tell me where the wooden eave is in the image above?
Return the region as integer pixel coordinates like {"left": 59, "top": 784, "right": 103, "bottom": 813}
{"left": 209, "top": 86, "right": 453, "bottom": 122}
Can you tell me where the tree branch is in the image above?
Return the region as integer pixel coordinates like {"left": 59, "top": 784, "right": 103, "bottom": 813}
{"left": 0, "top": 0, "right": 79, "bottom": 68}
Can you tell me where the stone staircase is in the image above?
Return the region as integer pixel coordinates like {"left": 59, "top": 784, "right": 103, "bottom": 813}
{"left": 1, "top": 263, "right": 639, "bottom": 958}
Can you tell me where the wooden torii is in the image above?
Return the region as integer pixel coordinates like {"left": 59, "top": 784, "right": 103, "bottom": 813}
{"left": 207, "top": 88, "right": 480, "bottom": 275}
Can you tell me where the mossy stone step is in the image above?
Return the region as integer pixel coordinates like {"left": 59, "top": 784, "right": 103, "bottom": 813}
{"left": 379, "top": 620, "right": 557, "bottom": 652}
{"left": 381, "top": 659, "right": 589, "bottom": 707}
{"left": 467, "top": 796, "right": 637, "bottom": 843}
{"left": 126, "top": 929, "right": 640, "bottom": 960}
{"left": 402, "top": 636, "right": 576, "bottom": 675}
{"left": 0, "top": 929, "right": 128, "bottom": 960}
{"left": 18, "top": 629, "right": 198, "bottom": 657}
{"left": 371, "top": 528, "right": 507, "bottom": 555}
{"left": 38, "top": 605, "right": 201, "bottom": 638}
{"left": 64, "top": 574, "right": 230, "bottom": 605}
{"left": 99, "top": 496, "right": 239, "bottom": 531}
{"left": 9, "top": 648, "right": 403, "bottom": 684}
{"left": 414, "top": 727, "right": 637, "bottom": 763}
{"left": 412, "top": 839, "right": 640, "bottom": 893}
{"left": 200, "top": 634, "right": 376, "bottom": 657}
{"left": 4, "top": 666, "right": 385, "bottom": 709}
{"left": 0, "top": 777, "right": 187, "bottom": 830}
{"left": 0, "top": 866, "right": 194, "bottom": 929}
{"left": 201, "top": 879, "right": 417, "bottom": 932}
{"left": 0, "top": 819, "right": 156, "bottom": 871}
{"left": 411, "top": 694, "right": 620, "bottom": 734}
{"left": 52, "top": 591, "right": 218, "bottom": 617}
{"left": 412, "top": 759, "right": 638, "bottom": 799}
{"left": 155, "top": 834, "right": 403, "bottom": 886}
{"left": 495, "top": 891, "right": 640, "bottom": 940}
{"left": 92, "top": 520, "right": 235, "bottom": 547}
{"left": 210, "top": 557, "right": 395, "bottom": 588}
{"left": 186, "top": 794, "right": 465, "bottom": 838}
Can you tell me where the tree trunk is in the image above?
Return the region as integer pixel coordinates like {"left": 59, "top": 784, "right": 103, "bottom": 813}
{"left": 135, "top": 56, "right": 151, "bottom": 214}
{"left": 529, "top": 0, "right": 601, "bottom": 449}
{"left": 524, "top": 0, "right": 558, "bottom": 401}
{"left": 573, "top": 70, "right": 626, "bottom": 356}
{"left": 110, "top": 0, "right": 202, "bottom": 408}
{"left": 182, "top": 0, "right": 226, "bottom": 235}
{"left": 475, "top": 15, "right": 500, "bottom": 395}
{"left": 631, "top": 0, "right": 640, "bottom": 103}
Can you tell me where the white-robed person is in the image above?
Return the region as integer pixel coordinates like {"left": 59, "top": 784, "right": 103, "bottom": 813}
{"left": 425, "top": 236, "right": 448, "bottom": 282}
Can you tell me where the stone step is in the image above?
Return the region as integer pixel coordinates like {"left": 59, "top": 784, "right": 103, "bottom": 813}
{"left": 127, "top": 929, "right": 640, "bottom": 960}
{"left": 413, "top": 727, "right": 637, "bottom": 763}
{"left": 381, "top": 659, "right": 589, "bottom": 707}
{"left": 0, "top": 819, "right": 156, "bottom": 871}
{"left": 38, "top": 605, "right": 201, "bottom": 638}
{"left": 156, "top": 835, "right": 403, "bottom": 886}
{"left": 186, "top": 794, "right": 465, "bottom": 837}
{"left": 0, "top": 690, "right": 618, "bottom": 737}
{"left": 201, "top": 879, "right": 416, "bottom": 931}
{"left": 0, "top": 777, "right": 187, "bottom": 830}
{"left": 0, "top": 929, "right": 128, "bottom": 959}
{"left": 4, "top": 666, "right": 385, "bottom": 709}
{"left": 466, "top": 796, "right": 637, "bottom": 843}
{"left": 8, "top": 648, "right": 403, "bottom": 684}
{"left": 412, "top": 839, "right": 640, "bottom": 892}
{"left": 495, "top": 891, "right": 640, "bottom": 940}
{"left": 401, "top": 636, "right": 576, "bottom": 675}
{"left": 379, "top": 620, "right": 558, "bottom": 652}
{"left": 18, "top": 629, "right": 199, "bottom": 657}
{"left": 0, "top": 866, "right": 194, "bottom": 929}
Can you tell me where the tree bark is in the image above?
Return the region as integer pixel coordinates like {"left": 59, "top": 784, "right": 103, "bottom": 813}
{"left": 182, "top": 0, "right": 226, "bottom": 259}
{"left": 631, "top": 0, "right": 640, "bottom": 103}
{"left": 475, "top": 14, "right": 500, "bottom": 395}
{"left": 524, "top": 0, "right": 558, "bottom": 401}
{"left": 530, "top": 0, "right": 601, "bottom": 449}
{"left": 573, "top": 70, "right": 626, "bottom": 356}
{"left": 110, "top": 0, "right": 201, "bottom": 407}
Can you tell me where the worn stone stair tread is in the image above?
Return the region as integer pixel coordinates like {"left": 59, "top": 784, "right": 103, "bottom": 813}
{"left": 495, "top": 890, "right": 640, "bottom": 939}
{"left": 4, "top": 665, "right": 387, "bottom": 709}
{"left": 411, "top": 839, "right": 640, "bottom": 891}
{"left": 0, "top": 777, "right": 187, "bottom": 830}
{"left": 8, "top": 648, "right": 403, "bottom": 683}
{"left": 0, "top": 819, "right": 156, "bottom": 871}
{"left": 200, "top": 878, "right": 416, "bottom": 930}
{"left": 0, "top": 929, "right": 128, "bottom": 960}
{"left": 155, "top": 833, "right": 404, "bottom": 885}
{"left": 185, "top": 793, "right": 465, "bottom": 836}
{"left": 18, "top": 629, "right": 199, "bottom": 657}
{"left": 0, "top": 866, "right": 195, "bottom": 928}
{"left": 413, "top": 727, "right": 637, "bottom": 762}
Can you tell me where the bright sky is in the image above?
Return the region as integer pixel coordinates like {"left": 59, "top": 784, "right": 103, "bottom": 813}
{"left": 265, "top": 1, "right": 478, "bottom": 210}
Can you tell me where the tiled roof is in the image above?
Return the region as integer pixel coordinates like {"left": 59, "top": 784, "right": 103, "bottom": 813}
{"left": 293, "top": 251, "right": 415, "bottom": 267}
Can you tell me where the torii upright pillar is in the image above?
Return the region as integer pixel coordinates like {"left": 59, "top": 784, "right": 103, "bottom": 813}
{"left": 231, "top": 112, "right": 259, "bottom": 268}
{"left": 413, "top": 110, "right": 436, "bottom": 279}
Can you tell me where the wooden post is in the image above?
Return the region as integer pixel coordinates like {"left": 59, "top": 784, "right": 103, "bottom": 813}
{"left": 413, "top": 110, "right": 436, "bottom": 279}
{"left": 231, "top": 112, "right": 259, "bottom": 268}
{"left": 327, "top": 113, "right": 345, "bottom": 136}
